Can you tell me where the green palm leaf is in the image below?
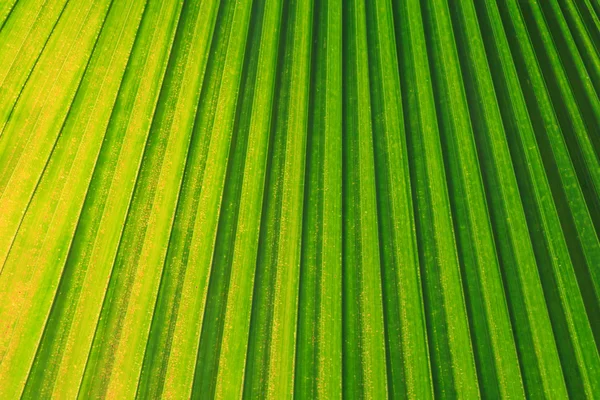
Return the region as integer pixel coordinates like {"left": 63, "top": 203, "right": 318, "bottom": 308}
{"left": 1, "top": 0, "right": 599, "bottom": 398}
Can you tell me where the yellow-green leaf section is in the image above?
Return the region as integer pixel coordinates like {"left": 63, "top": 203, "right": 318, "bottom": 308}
{"left": 0, "top": 0, "right": 599, "bottom": 398}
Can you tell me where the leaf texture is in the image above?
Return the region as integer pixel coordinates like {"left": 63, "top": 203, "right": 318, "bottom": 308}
{"left": 0, "top": 0, "right": 599, "bottom": 398}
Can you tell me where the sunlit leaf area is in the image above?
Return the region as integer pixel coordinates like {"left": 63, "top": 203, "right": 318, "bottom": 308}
{"left": 0, "top": 0, "right": 599, "bottom": 398}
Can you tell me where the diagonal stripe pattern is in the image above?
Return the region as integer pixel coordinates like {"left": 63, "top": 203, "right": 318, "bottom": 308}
{"left": 0, "top": 0, "right": 599, "bottom": 398}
